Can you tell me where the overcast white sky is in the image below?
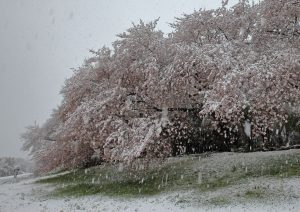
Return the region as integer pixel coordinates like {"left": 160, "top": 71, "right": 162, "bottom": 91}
{"left": 0, "top": 0, "right": 242, "bottom": 158}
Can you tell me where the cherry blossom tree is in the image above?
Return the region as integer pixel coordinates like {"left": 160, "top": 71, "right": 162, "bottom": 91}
{"left": 22, "top": 0, "right": 300, "bottom": 173}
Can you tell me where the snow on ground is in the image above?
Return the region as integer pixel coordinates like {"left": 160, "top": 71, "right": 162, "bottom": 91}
{"left": 1, "top": 151, "right": 300, "bottom": 212}
{"left": 1, "top": 175, "right": 299, "bottom": 212}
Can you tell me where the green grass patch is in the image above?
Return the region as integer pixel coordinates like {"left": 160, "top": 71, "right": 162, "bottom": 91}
{"left": 198, "top": 176, "right": 232, "bottom": 191}
{"left": 244, "top": 189, "right": 266, "bottom": 199}
{"left": 37, "top": 159, "right": 199, "bottom": 197}
{"left": 207, "top": 196, "right": 230, "bottom": 206}
{"left": 243, "top": 154, "right": 300, "bottom": 178}
{"left": 36, "top": 151, "right": 300, "bottom": 198}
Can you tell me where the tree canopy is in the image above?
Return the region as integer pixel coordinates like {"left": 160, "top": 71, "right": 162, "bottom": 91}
{"left": 22, "top": 0, "right": 300, "bottom": 173}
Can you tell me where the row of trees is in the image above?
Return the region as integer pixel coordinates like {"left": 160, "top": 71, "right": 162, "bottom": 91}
{"left": 22, "top": 0, "right": 300, "bottom": 173}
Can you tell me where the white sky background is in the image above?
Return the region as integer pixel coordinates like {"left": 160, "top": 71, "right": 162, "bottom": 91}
{"left": 0, "top": 0, "right": 242, "bottom": 158}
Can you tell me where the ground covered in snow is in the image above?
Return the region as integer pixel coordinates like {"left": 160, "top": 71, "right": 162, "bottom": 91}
{"left": 1, "top": 150, "right": 300, "bottom": 212}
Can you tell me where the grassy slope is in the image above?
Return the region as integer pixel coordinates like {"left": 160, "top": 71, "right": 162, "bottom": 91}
{"left": 36, "top": 149, "right": 300, "bottom": 204}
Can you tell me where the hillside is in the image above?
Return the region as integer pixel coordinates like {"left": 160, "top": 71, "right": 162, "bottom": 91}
{"left": 1, "top": 150, "right": 299, "bottom": 211}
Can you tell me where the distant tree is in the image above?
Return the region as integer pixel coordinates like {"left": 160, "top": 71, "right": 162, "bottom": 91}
{"left": 21, "top": 123, "right": 43, "bottom": 156}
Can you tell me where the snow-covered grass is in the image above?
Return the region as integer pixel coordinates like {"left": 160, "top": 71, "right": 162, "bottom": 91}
{"left": 1, "top": 150, "right": 300, "bottom": 211}
{"left": 0, "top": 173, "right": 33, "bottom": 184}
{"left": 37, "top": 150, "right": 300, "bottom": 200}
